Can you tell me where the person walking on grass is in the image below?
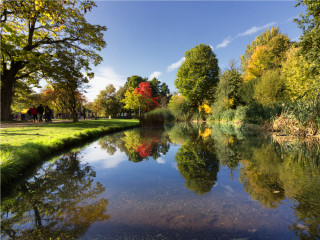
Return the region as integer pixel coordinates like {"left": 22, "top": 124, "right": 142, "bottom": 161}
{"left": 27, "top": 108, "right": 32, "bottom": 121}
{"left": 45, "top": 106, "right": 52, "bottom": 122}
{"left": 37, "top": 104, "right": 44, "bottom": 122}
{"left": 83, "top": 109, "right": 86, "bottom": 120}
{"left": 31, "top": 106, "right": 38, "bottom": 122}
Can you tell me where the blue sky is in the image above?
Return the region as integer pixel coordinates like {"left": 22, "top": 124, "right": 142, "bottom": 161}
{"left": 84, "top": 0, "right": 306, "bottom": 101}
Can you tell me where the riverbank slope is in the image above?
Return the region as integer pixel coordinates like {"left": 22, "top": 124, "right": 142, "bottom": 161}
{"left": 0, "top": 119, "right": 140, "bottom": 185}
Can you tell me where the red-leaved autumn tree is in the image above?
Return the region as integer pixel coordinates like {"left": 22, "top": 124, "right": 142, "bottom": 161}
{"left": 134, "top": 82, "right": 158, "bottom": 111}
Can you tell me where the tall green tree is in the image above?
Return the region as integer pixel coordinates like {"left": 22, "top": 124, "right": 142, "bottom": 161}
{"left": 0, "top": 0, "right": 106, "bottom": 120}
{"left": 115, "top": 86, "right": 128, "bottom": 114}
{"left": 159, "top": 82, "right": 171, "bottom": 107}
{"left": 160, "top": 82, "right": 170, "bottom": 97}
{"left": 212, "top": 61, "right": 243, "bottom": 114}
{"left": 94, "top": 84, "right": 120, "bottom": 117}
{"left": 295, "top": 0, "right": 320, "bottom": 76}
{"left": 148, "top": 78, "right": 171, "bottom": 107}
{"left": 148, "top": 77, "right": 161, "bottom": 98}
{"left": 175, "top": 44, "right": 219, "bottom": 107}
{"left": 45, "top": 49, "right": 89, "bottom": 122}
{"left": 125, "top": 75, "right": 147, "bottom": 89}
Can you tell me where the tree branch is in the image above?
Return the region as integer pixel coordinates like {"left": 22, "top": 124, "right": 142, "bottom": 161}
{"left": 15, "top": 71, "right": 34, "bottom": 80}
{"left": 28, "top": 17, "right": 37, "bottom": 46}
{"left": 1, "top": 9, "right": 14, "bottom": 23}
{"left": 23, "top": 36, "right": 80, "bottom": 51}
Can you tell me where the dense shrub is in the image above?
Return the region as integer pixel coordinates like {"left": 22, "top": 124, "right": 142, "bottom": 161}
{"left": 210, "top": 103, "right": 282, "bottom": 124}
{"left": 140, "top": 108, "right": 175, "bottom": 126}
{"left": 221, "top": 109, "right": 236, "bottom": 121}
{"left": 254, "top": 69, "right": 285, "bottom": 106}
{"left": 191, "top": 111, "right": 207, "bottom": 121}
{"left": 238, "top": 78, "right": 258, "bottom": 105}
{"left": 234, "top": 106, "right": 248, "bottom": 122}
{"left": 168, "top": 95, "right": 196, "bottom": 121}
{"left": 244, "top": 103, "right": 281, "bottom": 124}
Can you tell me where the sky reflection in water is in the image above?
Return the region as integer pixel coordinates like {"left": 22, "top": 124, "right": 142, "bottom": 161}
{"left": 1, "top": 124, "right": 320, "bottom": 240}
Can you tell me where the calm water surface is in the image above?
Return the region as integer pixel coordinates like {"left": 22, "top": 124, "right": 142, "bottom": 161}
{"left": 1, "top": 123, "right": 320, "bottom": 239}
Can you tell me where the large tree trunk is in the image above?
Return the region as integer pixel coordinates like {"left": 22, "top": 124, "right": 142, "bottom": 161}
{"left": 1, "top": 85, "right": 14, "bottom": 121}
{"left": 72, "top": 110, "right": 78, "bottom": 122}
{"left": 1, "top": 62, "right": 24, "bottom": 121}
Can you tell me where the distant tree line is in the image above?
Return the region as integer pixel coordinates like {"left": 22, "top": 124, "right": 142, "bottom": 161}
{"left": 87, "top": 75, "right": 170, "bottom": 118}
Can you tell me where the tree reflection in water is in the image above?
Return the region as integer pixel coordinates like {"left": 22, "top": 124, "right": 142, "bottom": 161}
{"left": 218, "top": 126, "right": 320, "bottom": 239}
{"left": 99, "top": 127, "right": 170, "bottom": 162}
{"left": 173, "top": 124, "right": 220, "bottom": 195}
{"left": 239, "top": 144, "right": 286, "bottom": 209}
{"left": 175, "top": 139, "right": 219, "bottom": 195}
{"left": 1, "top": 152, "right": 109, "bottom": 239}
{"left": 190, "top": 123, "right": 320, "bottom": 238}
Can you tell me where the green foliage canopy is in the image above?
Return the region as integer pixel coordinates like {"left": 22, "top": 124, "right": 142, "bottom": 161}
{"left": 282, "top": 46, "right": 318, "bottom": 101}
{"left": 94, "top": 84, "right": 120, "bottom": 117}
{"left": 212, "top": 62, "right": 243, "bottom": 115}
{"left": 254, "top": 69, "right": 285, "bottom": 106}
{"left": 175, "top": 44, "right": 219, "bottom": 106}
{"left": 125, "top": 75, "right": 147, "bottom": 89}
{"left": 295, "top": 0, "right": 320, "bottom": 76}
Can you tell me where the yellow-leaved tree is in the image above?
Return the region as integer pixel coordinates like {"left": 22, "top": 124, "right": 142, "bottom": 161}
{"left": 282, "top": 47, "right": 319, "bottom": 101}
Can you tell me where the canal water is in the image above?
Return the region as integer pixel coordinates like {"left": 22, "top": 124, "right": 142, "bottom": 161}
{"left": 1, "top": 123, "right": 320, "bottom": 239}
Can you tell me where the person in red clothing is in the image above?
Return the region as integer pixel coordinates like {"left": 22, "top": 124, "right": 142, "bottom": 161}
{"left": 31, "top": 106, "right": 38, "bottom": 122}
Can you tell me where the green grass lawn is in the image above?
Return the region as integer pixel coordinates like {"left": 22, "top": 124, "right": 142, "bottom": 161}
{"left": 0, "top": 119, "right": 139, "bottom": 185}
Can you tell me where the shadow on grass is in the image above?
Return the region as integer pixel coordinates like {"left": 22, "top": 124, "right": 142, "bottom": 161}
{"left": 1, "top": 119, "right": 138, "bottom": 129}
{"left": 1, "top": 132, "right": 45, "bottom": 136}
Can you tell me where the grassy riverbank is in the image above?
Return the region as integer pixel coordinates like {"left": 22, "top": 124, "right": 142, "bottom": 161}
{"left": 0, "top": 119, "right": 139, "bottom": 185}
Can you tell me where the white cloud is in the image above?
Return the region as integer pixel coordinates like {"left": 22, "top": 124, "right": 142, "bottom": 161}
{"left": 236, "top": 22, "right": 277, "bottom": 37}
{"left": 167, "top": 57, "right": 186, "bottom": 72}
{"left": 287, "top": 15, "right": 298, "bottom": 22}
{"left": 149, "top": 71, "right": 162, "bottom": 80}
{"left": 216, "top": 37, "right": 232, "bottom": 49}
{"left": 83, "top": 143, "right": 127, "bottom": 169}
{"left": 215, "top": 21, "right": 277, "bottom": 50}
{"left": 209, "top": 45, "right": 214, "bottom": 50}
{"left": 85, "top": 67, "right": 126, "bottom": 102}
{"left": 156, "top": 157, "right": 166, "bottom": 164}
